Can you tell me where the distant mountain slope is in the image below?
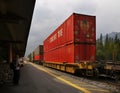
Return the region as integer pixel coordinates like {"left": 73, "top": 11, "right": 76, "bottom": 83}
{"left": 108, "top": 32, "right": 120, "bottom": 39}
{"left": 102, "top": 32, "right": 120, "bottom": 41}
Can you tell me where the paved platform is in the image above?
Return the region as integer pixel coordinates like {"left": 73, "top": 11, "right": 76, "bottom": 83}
{"left": 0, "top": 63, "right": 81, "bottom": 93}
{"left": 0, "top": 62, "right": 118, "bottom": 93}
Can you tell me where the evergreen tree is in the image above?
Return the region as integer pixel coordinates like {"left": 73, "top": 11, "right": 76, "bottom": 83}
{"left": 104, "top": 34, "right": 110, "bottom": 60}
{"left": 113, "top": 34, "right": 119, "bottom": 62}
{"left": 96, "top": 33, "right": 104, "bottom": 60}
{"left": 97, "top": 33, "right": 120, "bottom": 62}
{"left": 99, "top": 33, "right": 103, "bottom": 50}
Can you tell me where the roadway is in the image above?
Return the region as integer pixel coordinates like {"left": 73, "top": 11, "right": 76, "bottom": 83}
{"left": 0, "top": 62, "right": 115, "bottom": 93}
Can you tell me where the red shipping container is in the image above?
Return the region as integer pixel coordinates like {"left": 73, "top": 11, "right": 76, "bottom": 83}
{"left": 74, "top": 14, "right": 96, "bottom": 43}
{"left": 33, "top": 45, "right": 43, "bottom": 61}
{"left": 44, "top": 13, "right": 96, "bottom": 63}
{"left": 44, "top": 13, "right": 95, "bottom": 51}
{"left": 44, "top": 43, "right": 96, "bottom": 63}
{"left": 34, "top": 55, "right": 40, "bottom": 60}
{"left": 34, "top": 55, "right": 43, "bottom": 61}
{"left": 74, "top": 44, "right": 96, "bottom": 63}
{"left": 34, "top": 45, "right": 43, "bottom": 55}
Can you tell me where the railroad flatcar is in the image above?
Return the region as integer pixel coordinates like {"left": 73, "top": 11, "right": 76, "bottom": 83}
{"left": 43, "top": 13, "right": 97, "bottom": 75}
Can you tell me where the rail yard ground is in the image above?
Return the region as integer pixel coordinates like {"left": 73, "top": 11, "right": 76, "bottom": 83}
{"left": 0, "top": 62, "right": 119, "bottom": 93}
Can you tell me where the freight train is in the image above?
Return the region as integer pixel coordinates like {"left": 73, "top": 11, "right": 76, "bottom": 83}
{"left": 28, "top": 45, "right": 43, "bottom": 65}
{"left": 28, "top": 13, "right": 120, "bottom": 80}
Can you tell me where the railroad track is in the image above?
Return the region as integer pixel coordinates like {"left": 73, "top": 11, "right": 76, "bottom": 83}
{"left": 43, "top": 64, "right": 120, "bottom": 92}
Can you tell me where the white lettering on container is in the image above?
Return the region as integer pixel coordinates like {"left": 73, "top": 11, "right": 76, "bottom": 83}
{"left": 50, "top": 34, "right": 57, "bottom": 43}
{"left": 58, "top": 29, "right": 63, "bottom": 38}
{"left": 49, "top": 28, "right": 63, "bottom": 43}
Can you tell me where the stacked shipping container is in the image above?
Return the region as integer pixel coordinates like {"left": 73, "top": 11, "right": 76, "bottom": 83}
{"left": 33, "top": 45, "right": 43, "bottom": 62}
{"left": 44, "top": 13, "right": 96, "bottom": 64}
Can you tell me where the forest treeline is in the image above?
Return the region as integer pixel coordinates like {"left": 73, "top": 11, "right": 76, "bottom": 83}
{"left": 97, "top": 33, "right": 120, "bottom": 62}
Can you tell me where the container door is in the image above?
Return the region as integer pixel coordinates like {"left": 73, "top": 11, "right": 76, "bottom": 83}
{"left": 75, "top": 44, "right": 96, "bottom": 63}
{"left": 86, "top": 44, "right": 96, "bottom": 61}
{"left": 74, "top": 15, "right": 95, "bottom": 43}
{"left": 74, "top": 44, "right": 86, "bottom": 62}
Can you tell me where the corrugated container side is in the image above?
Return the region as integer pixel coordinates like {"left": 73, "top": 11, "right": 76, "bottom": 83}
{"left": 44, "top": 43, "right": 74, "bottom": 63}
{"left": 34, "top": 55, "right": 40, "bottom": 60}
{"left": 44, "top": 43, "right": 96, "bottom": 63}
{"left": 74, "top": 44, "right": 96, "bottom": 62}
{"left": 44, "top": 13, "right": 95, "bottom": 52}
{"left": 44, "top": 14, "right": 74, "bottom": 51}
{"left": 34, "top": 55, "right": 43, "bottom": 61}
{"left": 34, "top": 45, "right": 43, "bottom": 56}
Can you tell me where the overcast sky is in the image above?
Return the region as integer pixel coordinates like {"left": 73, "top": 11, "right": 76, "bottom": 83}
{"left": 25, "top": 0, "right": 120, "bottom": 56}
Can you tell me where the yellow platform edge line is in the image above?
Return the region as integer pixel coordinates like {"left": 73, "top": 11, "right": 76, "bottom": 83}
{"left": 29, "top": 62, "right": 91, "bottom": 93}
{"left": 85, "top": 88, "right": 110, "bottom": 92}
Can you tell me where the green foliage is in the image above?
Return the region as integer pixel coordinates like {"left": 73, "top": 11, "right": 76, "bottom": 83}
{"left": 96, "top": 33, "right": 120, "bottom": 62}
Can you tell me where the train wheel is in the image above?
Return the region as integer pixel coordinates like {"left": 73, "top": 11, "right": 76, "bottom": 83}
{"left": 86, "top": 70, "right": 93, "bottom": 76}
{"left": 112, "top": 73, "right": 120, "bottom": 81}
{"left": 93, "top": 68, "right": 99, "bottom": 78}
